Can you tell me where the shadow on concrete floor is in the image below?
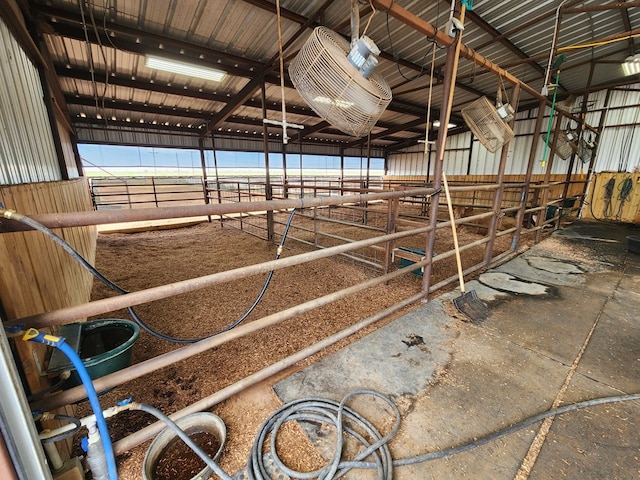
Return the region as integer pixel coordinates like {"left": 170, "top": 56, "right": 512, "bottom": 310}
{"left": 273, "top": 220, "right": 640, "bottom": 479}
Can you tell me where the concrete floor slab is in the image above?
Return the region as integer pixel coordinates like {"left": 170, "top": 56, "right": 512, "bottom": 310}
{"left": 273, "top": 299, "right": 457, "bottom": 406}
{"left": 528, "top": 374, "right": 640, "bottom": 480}
{"left": 575, "top": 292, "right": 640, "bottom": 393}
{"left": 271, "top": 221, "right": 640, "bottom": 479}
{"left": 480, "top": 282, "right": 609, "bottom": 366}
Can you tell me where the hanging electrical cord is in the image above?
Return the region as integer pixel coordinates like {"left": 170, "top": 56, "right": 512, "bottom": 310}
{"left": 86, "top": 0, "right": 110, "bottom": 116}
{"left": 78, "top": 0, "right": 104, "bottom": 125}
{"left": 1, "top": 208, "right": 296, "bottom": 343}
{"left": 386, "top": 15, "right": 436, "bottom": 82}
{"left": 39, "top": 414, "right": 82, "bottom": 444}
{"left": 384, "top": 0, "right": 441, "bottom": 83}
{"left": 615, "top": 177, "right": 633, "bottom": 220}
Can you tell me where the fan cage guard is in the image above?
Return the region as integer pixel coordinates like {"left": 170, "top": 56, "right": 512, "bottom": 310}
{"left": 577, "top": 138, "right": 593, "bottom": 163}
{"left": 540, "top": 130, "right": 576, "bottom": 160}
{"left": 461, "top": 96, "right": 514, "bottom": 153}
{"left": 556, "top": 131, "right": 577, "bottom": 160}
{"left": 289, "top": 27, "right": 392, "bottom": 137}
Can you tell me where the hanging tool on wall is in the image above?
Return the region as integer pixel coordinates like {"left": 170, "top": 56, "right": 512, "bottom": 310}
{"left": 615, "top": 176, "right": 633, "bottom": 220}
{"left": 602, "top": 177, "right": 615, "bottom": 219}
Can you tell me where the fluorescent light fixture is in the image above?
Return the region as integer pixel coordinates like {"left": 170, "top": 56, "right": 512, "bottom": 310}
{"left": 432, "top": 120, "right": 457, "bottom": 129}
{"left": 622, "top": 54, "right": 640, "bottom": 76}
{"left": 145, "top": 55, "right": 226, "bottom": 82}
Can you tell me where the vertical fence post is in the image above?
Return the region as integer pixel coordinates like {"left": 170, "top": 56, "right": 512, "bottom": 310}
{"left": 512, "top": 98, "right": 546, "bottom": 251}
{"left": 151, "top": 177, "right": 158, "bottom": 208}
{"left": 484, "top": 83, "right": 520, "bottom": 267}
{"left": 198, "top": 137, "right": 212, "bottom": 222}
{"left": 384, "top": 194, "right": 399, "bottom": 277}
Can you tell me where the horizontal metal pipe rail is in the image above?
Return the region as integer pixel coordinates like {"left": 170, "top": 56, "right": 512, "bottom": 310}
{"left": 111, "top": 290, "right": 425, "bottom": 455}
{"left": 4, "top": 187, "right": 440, "bottom": 231}
{"left": 31, "top": 258, "right": 429, "bottom": 411}
{"left": 7, "top": 222, "right": 434, "bottom": 329}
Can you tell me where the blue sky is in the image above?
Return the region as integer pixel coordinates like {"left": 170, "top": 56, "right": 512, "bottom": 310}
{"left": 78, "top": 144, "right": 383, "bottom": 170}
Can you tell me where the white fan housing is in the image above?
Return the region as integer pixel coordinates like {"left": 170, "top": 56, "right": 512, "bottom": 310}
{"left": 461, "top": 96, "right": 514, "bottom": 153}
{"left": 555, "top": 130, "right": 578, "bottom": 160}
{"left": 288, "top": 26, "right": 392, "bottom": 138}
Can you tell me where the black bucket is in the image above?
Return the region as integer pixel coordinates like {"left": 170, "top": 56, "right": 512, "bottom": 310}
{"left": 627, "top": 235, "right": 640, "bottom": 254}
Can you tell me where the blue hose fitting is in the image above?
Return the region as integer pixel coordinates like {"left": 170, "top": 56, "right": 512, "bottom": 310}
{"left": 24, "top": 328, "right": 118, "bottom": 480}
{"left": 22, "top": 328, "right": 63, "bottom": 347}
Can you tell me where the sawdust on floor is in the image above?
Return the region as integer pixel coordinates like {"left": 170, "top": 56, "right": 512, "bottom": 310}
{"left": 74, "top": 210, "right": 538, "bottom": 478}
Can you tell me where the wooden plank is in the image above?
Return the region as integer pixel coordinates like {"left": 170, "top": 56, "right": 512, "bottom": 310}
{"left": 0, "top": 180, "right": 97, "bottom": 396}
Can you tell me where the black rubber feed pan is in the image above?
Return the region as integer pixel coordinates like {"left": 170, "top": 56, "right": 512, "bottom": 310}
{"left": 628, "top": 236, "right": 640, "bottom": 254}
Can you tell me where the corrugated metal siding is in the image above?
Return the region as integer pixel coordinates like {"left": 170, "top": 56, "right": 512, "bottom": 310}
{"left": 0, "top": 18, "right": 61, "bottom": 185}
{"left": 386, "top": 102, "right": 596, "bottom": 177}
{"left": 76, "top": 125, "right": 384, "bottom": 158}
{"left": 590, "top": 87, "right": 640, "bottom": 173}
{"left": 58, "top": 118, "right": 79, "bottom": 179}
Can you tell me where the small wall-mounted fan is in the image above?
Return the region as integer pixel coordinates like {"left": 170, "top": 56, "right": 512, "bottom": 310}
{"left": 288, "top": 9, "right": 392, "bottom": 137}
{"left": 577, "top": 135, "right": 595, "bottom": 163}
{"left": 557, "top": 129, "right": 578, "bottom": 159}
{"left": 540, "top": 129, "right": 577, "bottom": 160}
{"left": 461, "top": 96, "right": 514, "bottom": 153}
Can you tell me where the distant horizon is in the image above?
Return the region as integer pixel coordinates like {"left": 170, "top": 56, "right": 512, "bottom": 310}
{"left": 79, "top": 144, "right": 384, "bottom": 175}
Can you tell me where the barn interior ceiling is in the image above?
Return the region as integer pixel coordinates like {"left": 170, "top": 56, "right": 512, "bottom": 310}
{"left": 14, "top": 0, "right": 640, "bottom": 154}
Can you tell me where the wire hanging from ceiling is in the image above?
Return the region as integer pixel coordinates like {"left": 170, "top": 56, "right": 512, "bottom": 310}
{"left": 78, "top": 0, "right": 102, "bottom": 121}
{"left": 384, "top": 0, "right": 443, "bottom": 83}
{"left": 263, "top": 0, "right": 304, "bottom": 144}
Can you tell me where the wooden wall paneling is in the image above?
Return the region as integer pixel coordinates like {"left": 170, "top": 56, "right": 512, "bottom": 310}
{"left": 0, "top": 179, "right": 97, "bottom": 395}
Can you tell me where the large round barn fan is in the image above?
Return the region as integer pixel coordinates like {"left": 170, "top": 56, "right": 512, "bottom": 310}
{"left": 288, "top": 25, "right": 392, "bottom": 137}
{"left": 461, "top": 96, "right": 515, "bottom": 153}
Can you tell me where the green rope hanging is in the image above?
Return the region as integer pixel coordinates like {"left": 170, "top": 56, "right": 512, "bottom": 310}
{"left": 541, "top": 54, "right": 566, "bottom": 168}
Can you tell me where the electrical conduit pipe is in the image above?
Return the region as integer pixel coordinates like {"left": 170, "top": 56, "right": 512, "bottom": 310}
{"left": 22, "top": 329, "right": 118, "bottom": 480}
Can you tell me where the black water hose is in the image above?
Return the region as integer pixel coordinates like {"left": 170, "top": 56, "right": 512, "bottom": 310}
{"left": 246, "top": 390, "right": 640, "bottom": 479}
{"left": 128, "top": 402, "right": 233, "bottom": 480}
{"left": 40, "top": 414, "right": 82, "bottom": 444}
{"left": 27, "top": 371, "right": 70, "bottom": 402}
{"left": 1, "top": 208, "right": 296, "bottom": 343}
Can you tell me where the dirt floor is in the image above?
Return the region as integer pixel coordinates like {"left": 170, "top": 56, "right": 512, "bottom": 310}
{"left": 74, "top": 207, "right": 537, "bottom": 479}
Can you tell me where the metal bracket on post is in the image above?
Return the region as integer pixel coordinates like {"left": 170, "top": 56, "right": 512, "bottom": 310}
{"left": 262, "top": 119, "right": 305, "bottom": 145}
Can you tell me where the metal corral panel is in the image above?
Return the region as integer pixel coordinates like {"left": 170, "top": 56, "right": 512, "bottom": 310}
{"left": 0, "top": 18, "right": 61, "bottom": 185}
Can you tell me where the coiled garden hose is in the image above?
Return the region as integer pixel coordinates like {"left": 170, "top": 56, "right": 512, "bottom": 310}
{"left": 23, "top": 328, "right": 118, "bottom": 480}
{"left": 1, "top": 208, "right": 296, "bottom": 343}
{"left": 245, "top": 389, "right": 640, "bottom": 479}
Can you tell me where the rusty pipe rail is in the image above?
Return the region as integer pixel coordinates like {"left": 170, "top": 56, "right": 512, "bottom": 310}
{"left": 6, "top": 221, "right": 433, "bottom": 330}
{"left": 111, "top": 290, "right": 425, "bottom": 455}
{"left": 371, "top": 0, "right": 597, "bottom": 133}
{"left": 31, "top": 257, "right": 428, "bottom": 411}
{"left": 1, "top": 187, "right": 437, "bottom": 232}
